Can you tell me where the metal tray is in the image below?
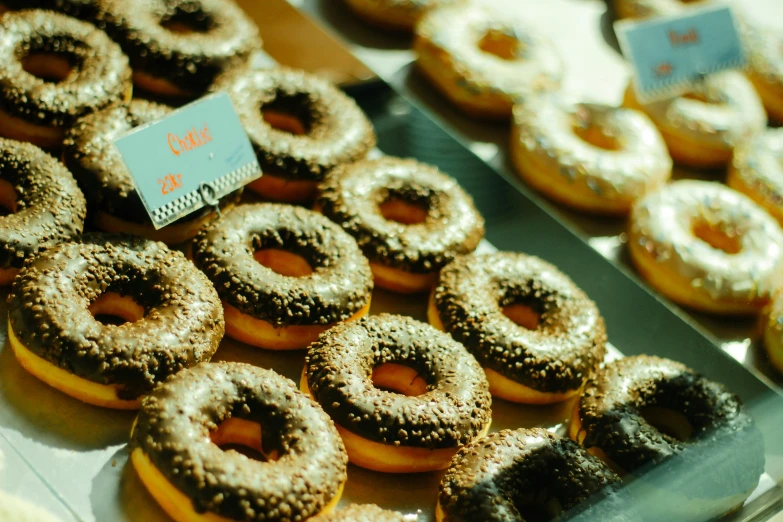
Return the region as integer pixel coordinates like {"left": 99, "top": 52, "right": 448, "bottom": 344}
{"left": 293, "top": 0, "right": 783, "bottom": 392}
{"left": 1, "top": 79, "right": 783, "bottom": 520}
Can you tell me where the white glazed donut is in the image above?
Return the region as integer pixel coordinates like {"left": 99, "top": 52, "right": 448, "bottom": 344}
{"left": 745, "top": 27, "right": 783, "bottom": 124}
{"left": 629, "top": 180, "right": 783, "bottom": 314}
{"left": 729, "top": 129, "right": 783, "bottom": 225}
{"left": 511, "top": 97, "right": 672, "bottom": 215}
{"left": 414, "top": 3, "right": 562, "bottom": 119}
{"left": 624, "top": 71, "right": 767, "bottom": 168}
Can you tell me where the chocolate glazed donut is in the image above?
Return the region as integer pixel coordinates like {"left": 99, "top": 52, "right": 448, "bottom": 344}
{"left": 192, "top": 203, "right": 373, "bottom": 349}
{"left": 8, "top": 235, "right": 224, "bottom": 407}
{"left": 316, "top": 157, "right": 485, "bottom": 293}
{"left": 0, "top": 10, "right": 132, "bottom": 148}
{"left": 437, "top": 428, "right": 630, "bottom": 522}
{"left": 0, "top": 138, "right": 86, "bottom": 285}
{"left": 213, "top": 67, "right": 376, "bottom": 203}
{"left": 96, "top": 0, "right": 261, "bottom": 99}
{"left": 63, "top": 100, "right": 240, "bottom": 244}
{"left": 303, "top": 314, "right": 492, "bottom": 473}
{"left": 131, "top": 362, "right": 348, "bottom": 521}
{"left": 430, "top": 252, "right": 606, "bottom": 404}
{"left": 571, "top": 355, "right": 764, "bottom": 521}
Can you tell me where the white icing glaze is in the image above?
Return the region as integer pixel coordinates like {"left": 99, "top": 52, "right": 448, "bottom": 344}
{"left": 415, "top": 4, "right": 562, "bottom": 101}
{"left": 512, "top": 98, "right": 671, "bottom": 201}
{"left": 746, "top": 26, "right": 783, "bottom": 91}
{"left": 731, "top": 128, "right": 783, "bottom": 213}
{"left": 630, "top": 180, "right": 783, "bottom": 303}
{"left": 630, "top": 71, "right": 766, "bottom": 150}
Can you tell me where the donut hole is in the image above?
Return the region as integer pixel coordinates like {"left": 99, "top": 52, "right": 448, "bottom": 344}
{"left": 261, "top": 94, "right": 312, "bottom": 135}
{"left": 502, "top": 303, "right": 541, "bottom": 330}
{"left": 514, "top": 495, "right": 564, "bottom": 521}
{"left": 692, "top": 221, "right": 742, "bottom": 254}
{"left": 641, "top": 405, "right": 694, "bottom": 442}
{"left": 478, "top": 29, "right": 520, "bottom": 61}
{"left": 160, "top": 8, "right": 215, "bottom": 34}
{"left": 210, "top": 417, "right": 279, "bottom": 462}
{"left": 379, "top": 198, "right": 429, "bottom": 225}
{"left": 371, "top": 363, "right": 429, "bottom": 397}
{"left": 0, "top": 179, "right": 18, "bottom": 216}
{"left": 254, "top": 249, "right": 314, "bottom": 277}
{"left": 88, "top": 293, "right": 145, "bottom": 326}
{"left": 21, "top": 52, "right": 74, "bottom": 83}
{"left": 573, "top": 124, "right": 620, "bottom": 151}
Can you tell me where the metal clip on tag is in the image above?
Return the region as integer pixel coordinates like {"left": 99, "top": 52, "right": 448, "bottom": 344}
{"left": 199, "top": 182, "right": 221, "bottom": 218}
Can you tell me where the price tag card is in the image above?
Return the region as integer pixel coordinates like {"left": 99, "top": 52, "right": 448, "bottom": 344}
{"left": 615, "top": 4, "right": 746, "bottom": 103}
{"left": 114, "top": 92, "right": 260, "bottom": 229}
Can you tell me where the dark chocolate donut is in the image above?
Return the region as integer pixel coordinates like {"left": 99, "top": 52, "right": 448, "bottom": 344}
{"left": 304, "top": 314, "right": 491, "bottom": 449}
{"left": 311, "top": 504, "right": 405, "bottom": 522}
{"left": 432, "top": 252, "right": 606, "bottom": 395}
{"left": 131, "top": 361, "right": 348, "bottom": 521}
{"left": 0, "top": 0, "right": 98, "bottom": 18}
{"left": 193, "top": 202, "right": 373, "bottom": 329}
{"left": 63, "top": 100, "right": 240, "bottom": 243}
{"left": 572, "top": 355, "right": 763, "bottom": 519}
{"left": 316, "top": 157, "right": 485, "bottom": 275}
{"left": 0, "top": 138, "right": 86, "bottom": 274}
{"left": 95, "top": 0, "right": 261, "bottom": 97}
{"left": 0, "top": 10, "right": 131, "bottom": 143}
{"left": 213, "top": 66, "right": 376, "bottom": 182}
{"left": 8, "top": 234, "right": 224, "bottom": 401}
{"left": 438, "top": 428, "right": 629, "bottom": 522}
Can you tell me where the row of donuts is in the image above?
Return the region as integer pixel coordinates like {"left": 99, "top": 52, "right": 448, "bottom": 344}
{"left": 337, "top": 0, "right": 783, "bottom": 373}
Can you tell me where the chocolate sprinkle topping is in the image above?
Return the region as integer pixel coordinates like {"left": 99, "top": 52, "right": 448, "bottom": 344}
{"left": 213, "top": 66, "right": 376, "bottom": 181}
{"left": 305, "top": 314, "right": 491, "bottom": 449}
{"left": 311, "top": 504, "right": 405, "bottom": 522}
{"left": 317, "top": 157, "right": 485, "bottom": 274}
{"left": 63, "top": 100, "right": 238, "bottom": 231}
{"left": 94, "top": 0, "right": 261, "bottom": 96}
{"left": 192, "top": 203, "right": 373, "bottom": 327}
{"left": 132, "top": 361, "right": 348, "bottom": 521}
{"left": 438, "top": 428, "right": 627, "bottom": 522}
{"left": 434, "top": 252, "right": 606, "bottom": 392}
{"left": 0, "top": 138, "right": 86, "bottom": 270}
{"left": 8, "top": 234, "right": 224, "bottom": 399}
{"left": 577, "top": 355, "right": 762, "bottom": 476}
{"left": 0, "top": 10, "right": 131, "bottom": 128}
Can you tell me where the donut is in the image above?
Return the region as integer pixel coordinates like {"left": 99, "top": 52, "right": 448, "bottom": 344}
{"left": 342, "top": 0, "right": 460, "bottom": 32}
{"left": 569, "top": 355, "right": 764, "bottom": 521}
{"left": 302, "top": 314, "right": 492, "bottom": 473}
{"left": 192, "top": 203, "right": 373, "bottom": 350}
{"left": 429, "top": 252, "right": 607, "bottom": 404}
{"left": 728, "top": 128, "right": 783, "bottom": 225}
{"left": 763, "top": 292, "right": 783, "bottom": 374}
{"left": 414, "top": 4, "right": 562, "bottom": 119}
{"left": 437, "top": 428, "right": 627, "bottom": 522}
{"left": 629, "top": 180, "right": 783, "bottom": 314}
{"left": 131, "top": 362, "right": 348, "bottom": 522}
{"left": 0, "top": 0, "right": 97, "bottom": 17}
{"left": 745, "top": 27, "right": 783, "bottom": 124}
{"left": 63, "top": 100, "right": 239, "bottom": 245}
{"left": 95, "top": 0, "right": 260, "bottom": 100}
{"left": 623, "top": 71, "right": 766, "bottom": 168}
{"left": 316, "top": 157, "right": 485, "bottom": 294}
{"left": 8, "top": 235, "right": 224, "bottom": 409}
{"left": 0, "top": 10, "right": 132, "bottom": 149}
{"left": 311, "top": 504, "right": 405, "bottom": 522}
{"left": 613, "top": 0, "right": 706, "bottom": 19}
{"left": 0, "top": 490, "right": 61, "bottom": 522}
{"left": 511, "top": 98, "right": 672, "bottom": 215}
{"left": 0, "top": 138, "right": 86, "bottom": 286}
{"left": 213, "top": 67, "right": 376, "bottom": 203}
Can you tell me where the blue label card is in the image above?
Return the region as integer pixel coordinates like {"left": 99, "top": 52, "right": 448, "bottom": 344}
{"left": 113, "top": 92, "right": 260, "bottom": 229}
{"left": 615, "top": 4, "right": 746, "bottom": 103}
